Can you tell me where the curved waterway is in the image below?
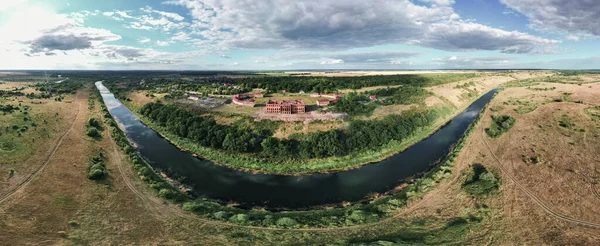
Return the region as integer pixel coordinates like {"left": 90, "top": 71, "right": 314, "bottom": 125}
{"left": 96, "top": 81, "right": 498, "bottom": 209}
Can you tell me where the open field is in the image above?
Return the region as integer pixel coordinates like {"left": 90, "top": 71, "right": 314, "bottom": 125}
{"left": 1, "top": 74, "right": 600, "bottom": 244}
{"left": 0, "top": 82, "right": 79, "bottom": 193}
{"left": 284, "top": 70, "right": 483, "bottom": 77}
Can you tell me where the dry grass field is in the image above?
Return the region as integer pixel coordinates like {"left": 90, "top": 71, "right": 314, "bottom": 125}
{"left": 3, "top": 73, "right": 598, "bottom": 244}
{"left": 0, "top": 82, "right": 79, "bottom": 194}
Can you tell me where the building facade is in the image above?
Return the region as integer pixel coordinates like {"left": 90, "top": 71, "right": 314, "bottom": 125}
{"left": 266, "top": 99, "right": 306, "bottom": 114}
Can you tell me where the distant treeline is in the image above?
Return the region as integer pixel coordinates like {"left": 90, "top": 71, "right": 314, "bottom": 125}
{"left": 132, "top": 73, "right": 478, "bottom": 96}
{"left": 197, "top": 73, "right": 477, "bottom": 93}
{"left": 140, "top": 102, "right": 439, "bottom": 160}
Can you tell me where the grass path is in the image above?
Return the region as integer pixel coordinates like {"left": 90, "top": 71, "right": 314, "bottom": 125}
{"left": 0, "top": 91, "right": 83, "bottom": 205}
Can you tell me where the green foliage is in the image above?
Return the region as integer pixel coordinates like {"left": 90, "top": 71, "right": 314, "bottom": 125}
{"left": 0, "top": 104, "right": 19, "bottom": 113}
{"left": 87, "top": 153, "right": 107, "bottom": 180}
{"left": 485, "top": 115, "right": 515, "bottom": 138}
{"left": 86, "top": 127, "right": 100, "bottom": 137}
{"left": 462, "top": 164, "right": 500, "bottom": 196}
{"left": 501, "top": 79, "right": 539, "bottom": 88}
{"left": 558, "top": 115, "right": 575, "bottom": 128}
{"left": 87, "top": 117, "right": 101, "bottom": 128}
{"left": 330, "top": 86, "right": 431, "bottom": 116}
{"left": 140, "top": 102, "right": 439, "bottom": 161}
{"left": 330, "top": 92, "right": 375, "bottom": 116}
{"left": 346, "top": 216, "right": 480, "bottom": 245}
{"left": 368, "top": 86, "right": 432, "bottom": 105}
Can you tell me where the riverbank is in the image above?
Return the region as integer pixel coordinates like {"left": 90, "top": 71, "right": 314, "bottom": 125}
{"left": 97, "top": 81, "right": 501, "bottom": 228}
{"left": 120, "top": 93, "right": 490, "bottom": 175}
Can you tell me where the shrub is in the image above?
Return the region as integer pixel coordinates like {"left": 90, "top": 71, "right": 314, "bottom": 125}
{"left": 87, "top": 153, "right": 107, "bottom": 180}
{"left": 276, "top": 217, "right": 298, "bottom": 227}
{"left": 87, "top": 168, "right": 105, "bottom": 180}
{"left": 158, "top": 188, "right": 179, "bottom": 200}
{"left": 462, "top": 164, "right": 499, "bottom": 196}
{"left": 229, "top": 214, "right": 250, "bottom": 224}
{"left": 485, "top": 115, "right": 515, "bottom": 138}
{"left": 88, "top": 117, "right": 101, "bottom": 128}
{"left": 86, "top": 128, "right": 100, "bottom": 137}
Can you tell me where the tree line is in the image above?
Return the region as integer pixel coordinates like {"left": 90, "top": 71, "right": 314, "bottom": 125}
{"left": 331, "top": 86, "right": 433, "bottom": 116}
{"left": 140, "top": 102, "right": 440, "bottom": 160}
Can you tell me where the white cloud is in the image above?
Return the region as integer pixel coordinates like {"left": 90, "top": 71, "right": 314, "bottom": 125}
{"left": 139, "top": 37, "right": 151, "bottom": 43}
{"left": 163, "top": 0, "right": 558, "bottom": 54}
{"left": 566, "top": 35, "right": 580, "bottom": 41}
{"left": 502, "top": 0, "right": 600, "bottom": 35}
{"left": 171, "top": 31, "right": 191, "bottom": 42}
{"left": 141, "top": 6, "right": 185, "bottom": 21}
{"left": 156, "top": 40, "right": 170, "bottom": 46}
{"left": 320, "top": 59, "right": 344, "bottom": 65}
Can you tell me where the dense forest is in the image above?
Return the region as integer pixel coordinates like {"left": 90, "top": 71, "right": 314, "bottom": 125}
{"left": 140, "top": 102, "right": 440, "bottom": 160}
{"left": 134, "top": 73, "right": 478, "bottom": 97}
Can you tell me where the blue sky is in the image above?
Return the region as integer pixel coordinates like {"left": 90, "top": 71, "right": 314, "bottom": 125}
{"left": 0, "top": 0, "right": 599, "bottom": 70}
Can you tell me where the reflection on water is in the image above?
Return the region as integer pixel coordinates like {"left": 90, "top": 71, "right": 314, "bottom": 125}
{"left": 96, "top": 81, "right": 498, "bottom": 208}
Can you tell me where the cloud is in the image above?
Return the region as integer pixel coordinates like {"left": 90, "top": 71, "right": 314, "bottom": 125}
{"left": 566, "top": 35, "right": 580, "bottom": 41}
{"left": 501, "top": 0, "right": 600, "bottom": 35}
{"left": 156, "top": 40, "right": 170, "bottom": 46}
{"left": 139, "top": 37, "right": 151, "bottom": 44}
{"left": 255, "top": 51, "right": 419, "bottom": 65}
{"left": 432, "top": 55, "right": 516, "bottom": 68}
{"left": 421, "top": 20, "right": 560, "bottom": 54}
{"left": 26, "top": 24, "right": 121, "bottom": 54}
{"left": 141, "top": 6, "right": 185, "bottom": 21}
{"left": 98, "top": 45, "right": 145, "bottom": 60}
{"left": 165, "top": 0, "right": 557, "bottom": 54}
{"left": 320, "top": 59, "right": 344, "bottom": 65}
{"left": 170, "top": 31, "right": 191, "bottom": 42}
{"left": 323, "top": 51, "right": 419, "bottom": 63}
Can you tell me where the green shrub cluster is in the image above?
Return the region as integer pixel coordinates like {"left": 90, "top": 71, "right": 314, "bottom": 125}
{"left": 330, "top": 86, "right": 432, "bottom": 116}
{"left": 0, "top": 104, "right": 19, "bottom": 113}
{"left": 140, "top": 102, "right": 439, "bottom": 161}
{"left": 485, "top": 115, "right": 515, "bottom": 138}
{"left": 88, "top": 153, "right": 107, "bottom": 180}
{"left": 462, "top": 164, "right": 500, "bottom": 196}
{"left": 86, "top": 117, "right": 103, "bottom": 138}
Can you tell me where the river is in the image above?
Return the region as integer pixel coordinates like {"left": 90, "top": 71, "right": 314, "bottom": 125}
{"left": 96, "top": 81, "right": 497, "bottom": 209}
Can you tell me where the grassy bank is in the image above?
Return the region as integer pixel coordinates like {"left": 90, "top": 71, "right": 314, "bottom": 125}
{"left": 124, "top": 98, "right": 460, "bottom": 175}
{"left": 97, "top": 83, "right": 500, "bottom": 229}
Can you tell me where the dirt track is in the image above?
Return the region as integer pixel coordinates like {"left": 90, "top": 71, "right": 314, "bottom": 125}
{"left": 0, "top": 91, "right": 83, "bottom": 205}
{"left": 480, "top": 113, "right": 600, "bottom": 229}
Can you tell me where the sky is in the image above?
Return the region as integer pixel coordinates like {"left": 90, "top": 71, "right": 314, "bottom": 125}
{"left": 1, "top": 0, "right": 600, "bottom": 70}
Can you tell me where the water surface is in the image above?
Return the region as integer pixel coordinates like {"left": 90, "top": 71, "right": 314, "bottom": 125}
{"left": 96, "top": 81, "right": 497, "bottom": 208}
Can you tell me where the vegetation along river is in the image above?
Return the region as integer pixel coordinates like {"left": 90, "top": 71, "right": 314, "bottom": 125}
{"left": 96, "top": 81, "right": 498, "bottom": 209}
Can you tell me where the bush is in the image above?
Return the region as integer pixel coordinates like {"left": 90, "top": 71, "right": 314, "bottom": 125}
{"left": 158, "top": 188, "right": 179, "bottom": 200}
{"left": 229, "top": 214, "right": 250, "bottom": 224}
{"left": 462, "top": 164, "right": 499, "bottom": 196}
{"left": 87, "top": 153, "right": 107, "bottom": 180}
{"left": 276, "top": 217, "right": 298, "bottom": 227}
{"left": 86, "top": 128, "right": 100, "bottom": 137}
{"left": 88, "top": 117, "right": 101, "bottom": 128}
{"left": 485, "top": 115, "right": 515, "bottom": 138}
{"left": 87, "top": 168, "right": 105, "bottom": 180}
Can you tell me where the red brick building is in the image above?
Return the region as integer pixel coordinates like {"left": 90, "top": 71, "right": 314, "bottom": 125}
{"left": 266, "top": 99, "right": 306, "bottom": 114}
{"left": 316, "top": 99, "right": 330, "bottom": 106}
{"left": 232, "top": 93, "right": 258, "bottom": 107}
